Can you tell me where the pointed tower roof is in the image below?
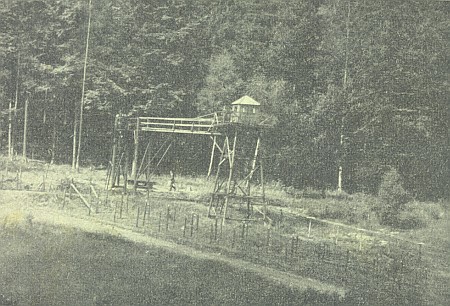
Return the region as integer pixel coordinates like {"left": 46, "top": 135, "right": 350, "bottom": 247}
{"left": 231, "top": 95, "right": 260, "bottom": 106}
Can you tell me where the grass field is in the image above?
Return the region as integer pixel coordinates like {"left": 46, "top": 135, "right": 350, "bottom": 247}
{"left": 0, "top": 156, "right": 448, "bottom": 305}
{"left": 0, "top": 225, "right": 339, "bottom": 305}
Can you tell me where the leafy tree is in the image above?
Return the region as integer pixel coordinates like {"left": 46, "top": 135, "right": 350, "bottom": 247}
{"left": 378, "top": 168, "right": 410, "bottom": 226}
{"left": 197, "top": 50, "right": 243, "bottom": 113}
{"left": 315, "top": 0, "right": 448, "bottom": 197}
{"left": 0, "top": 0, "right": 447, "bottom": 200}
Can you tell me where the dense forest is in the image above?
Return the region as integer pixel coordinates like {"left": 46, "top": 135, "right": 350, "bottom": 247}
{"left": 0, "top": 0, "right": 448, "bottom": 200}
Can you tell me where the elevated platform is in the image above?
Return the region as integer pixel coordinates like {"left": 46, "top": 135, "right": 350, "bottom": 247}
{"left": 109, "top": 104, "right": 271, "bottom": 223}
{"left": 131, "top": 115, "right": 222, "bottom": 136}
{"left": 118, "top": 111, "right": 271, "bottom": 136}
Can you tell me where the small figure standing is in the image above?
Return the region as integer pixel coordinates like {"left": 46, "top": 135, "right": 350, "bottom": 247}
{"left": 169, "top": 170, "right": 176, "bottom": 191}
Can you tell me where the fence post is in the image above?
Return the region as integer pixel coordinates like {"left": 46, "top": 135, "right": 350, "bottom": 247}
{"left": 166, "top": 206, "right": 170, "bottom": 231}
{"left": 345, "top": 249, "right": 350, "bottom": 271}
{"left": 190, "top": 214, "right": 194, "bottom": 237}
{"left": 104, "top": 184, "right": 110, "bottom": 207}
{"left": 210, "top": 224, "right": 214, "bottom": 244}
{"left": 285, "top": 241, "right": 288, "bottom": 262}
{"left": 214, "top": 218, "right": 218, "bottom": 241}
{"left": 418, "top": 242, "right": 423, "bottom": 261}
{"left": 113, "top": 200, "right": 117, "bottom": 222}
{"left": 142, "top": 202, "right": 148, "bottom": 227}
{"left": 232, "top": 228, "right": 236, "bottom": 249}
{"left": 89, "top": 181, "right": 92, "bottom": 206}
{"left": 62, "top": 188, "right": 67, "bottom": 209}
{"left": 291, "top": 235, "right": 295, "bottom": 257}
{"left": 158, "top": 211, "right": 162, "bottom": 232}
{"left": 68, "top": 184, "right": 72, "bottom": 201}
{"left": 308, "top": 219, "right": 312, "bottom": 237}
{"left": 120, "top": 193, "right": 124, "bottom": 219}
{"left": 136, "top": 207, "right": 140, "bottom": 227}
{"left": 279, "top": 209, "right": 284, "bottom": 228}
{"left": 256, "top": 233, "right": 261, "bottom": 260}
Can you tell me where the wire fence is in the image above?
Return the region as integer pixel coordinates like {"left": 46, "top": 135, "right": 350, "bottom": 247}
{"left": 0, "top": 173, "right": 434, "bottom": 304}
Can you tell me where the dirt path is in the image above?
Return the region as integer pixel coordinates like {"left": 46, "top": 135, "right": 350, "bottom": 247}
{"left": 0, "top": 190, "right": 345, "bottom": 297}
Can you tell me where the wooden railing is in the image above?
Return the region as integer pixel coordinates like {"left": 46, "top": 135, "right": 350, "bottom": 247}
{"left": 127, "top": 113, "right": 223, "bottom": 136}
{"left": 121, "top": 110, "right": 270, "bottom": 135}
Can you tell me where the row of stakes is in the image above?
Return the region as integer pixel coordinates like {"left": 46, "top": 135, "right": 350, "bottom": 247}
{"left": 63, "top": 185, "right": 425, "bottom": 266}
{"left": 108, "top": 195, "right": 359, "bottom": 274}
{"left": 1, "top": 166, "right": 52, "bottom": 191}
{"left": 0, "top": 165, "right": 428, "bottom": 295}
{"left": 0, "top": 173, "right": 424, "bottom": 295}
{"left": 61, "top": 186, "right": 365, "bottom": 282}
{"left": 62, "top": 184, "right": 430, "bottom": 296}
{"left": 6, "top": 174, "right": 423, "bottom": 291}
{"left": 53, "top": 179, "right": 433, "bottom": 293}
{"left": 4, "top": 171, "right": 425, "bottom": 272}
{"left": 0, "top": 167, "right": 421, "bottom": 260}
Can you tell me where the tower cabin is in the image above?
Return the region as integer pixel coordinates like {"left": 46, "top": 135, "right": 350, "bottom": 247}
{"left": 230, "top": 95, "right": 261, "bottom": 124}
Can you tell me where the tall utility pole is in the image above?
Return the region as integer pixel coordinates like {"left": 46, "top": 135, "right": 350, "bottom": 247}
{"left": 8, "top": 99, "right": 13, "bottom": 160}
{"left": 9, "top": 51, "right": 20, "bottom": 160}
{"left": 72, "top": 110, "right": 78, "bottom": 169}
{"left": 22, "top": 95, "right": 29, "bottom": 161}
{"left": 338, "top": 1, "right": 352, "bottom": 193}
{"left": 74, "top": 0, "right": 92, "bottom": 170}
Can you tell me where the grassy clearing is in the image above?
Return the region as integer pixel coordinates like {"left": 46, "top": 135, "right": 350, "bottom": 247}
{"left": 1, "top": 225, "right": 342, "bottom": 306}
{"left": 1, "top": 156, "right": 449, "bottom": 305}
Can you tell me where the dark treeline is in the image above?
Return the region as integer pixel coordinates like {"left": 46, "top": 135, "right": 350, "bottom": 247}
{"left": 0, "top": 0, "right": 448, "bottom": 199}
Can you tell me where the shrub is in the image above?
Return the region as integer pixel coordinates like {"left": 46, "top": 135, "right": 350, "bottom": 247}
{"left": 396, "top": 201, "right": 445, "bottom": 229}
{"left": 422, "top": 202, "right": 445, "bottom": 220}
{"left": 304, "top": 194, "right": 374, "bottom": 225}
{"left": 397, "top": 207, "right": 430, "bottom": 229}
{"left": 378, "top": 169, "right": 411, "bottom": 226}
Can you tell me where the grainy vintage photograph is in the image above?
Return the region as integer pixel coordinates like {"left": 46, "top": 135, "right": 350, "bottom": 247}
{"left": 0, "top": 0, "right": 448, "bottom": 305}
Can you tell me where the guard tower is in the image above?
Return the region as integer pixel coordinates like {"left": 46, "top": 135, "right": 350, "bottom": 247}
{"left": 107, "top": 96, "right": 271, "bottom": 223}
{"left": 231, "top": 95, "right": 261, "bottom": 124}
{"left": 208, "top": 96, "right": 266, "bottom": 222}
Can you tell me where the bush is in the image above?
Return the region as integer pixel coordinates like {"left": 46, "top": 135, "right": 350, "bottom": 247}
{"left": 422, "top": 201, "right": 446, "bottom": 220}
{"left": 397, "top": 208, "right": 430, "bottom": 229}
{"left": 378, "top": 169, "right": 411, "bottom": 226}
{"left": 305, "top": 194, "right": 374, "bottom": 225}
{"left": 396, "top": 201, "right": 445, "bottom": 229}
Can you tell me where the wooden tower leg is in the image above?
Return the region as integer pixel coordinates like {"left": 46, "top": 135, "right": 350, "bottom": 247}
{"left": 246, "top": 136, "right": 260, "bottom": 218}
{"left": 124, "top": 136, "right": 130, "bottom": 194}
{"left": 207, "top": 136, "right": 217, "bottom": 178}
{"left": 109, "top": 115, "right": 119, "bottom": 189}
{"left": 260, "top": 155, "right": 266, "bottom": 217}
{"left": 131, "top": 118, "right": 140, "bottom": 191}
{"left": 222, "top": 130, "right": 238, "bottom": 226}
{"left": 115, "top": 152, "right": 124, "bottom": 187}
{"left": 138, "top": 140, "right": 151, "bottom": 181}
{"left": 208, "top": 137, "right": 227, "bottom": 217}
